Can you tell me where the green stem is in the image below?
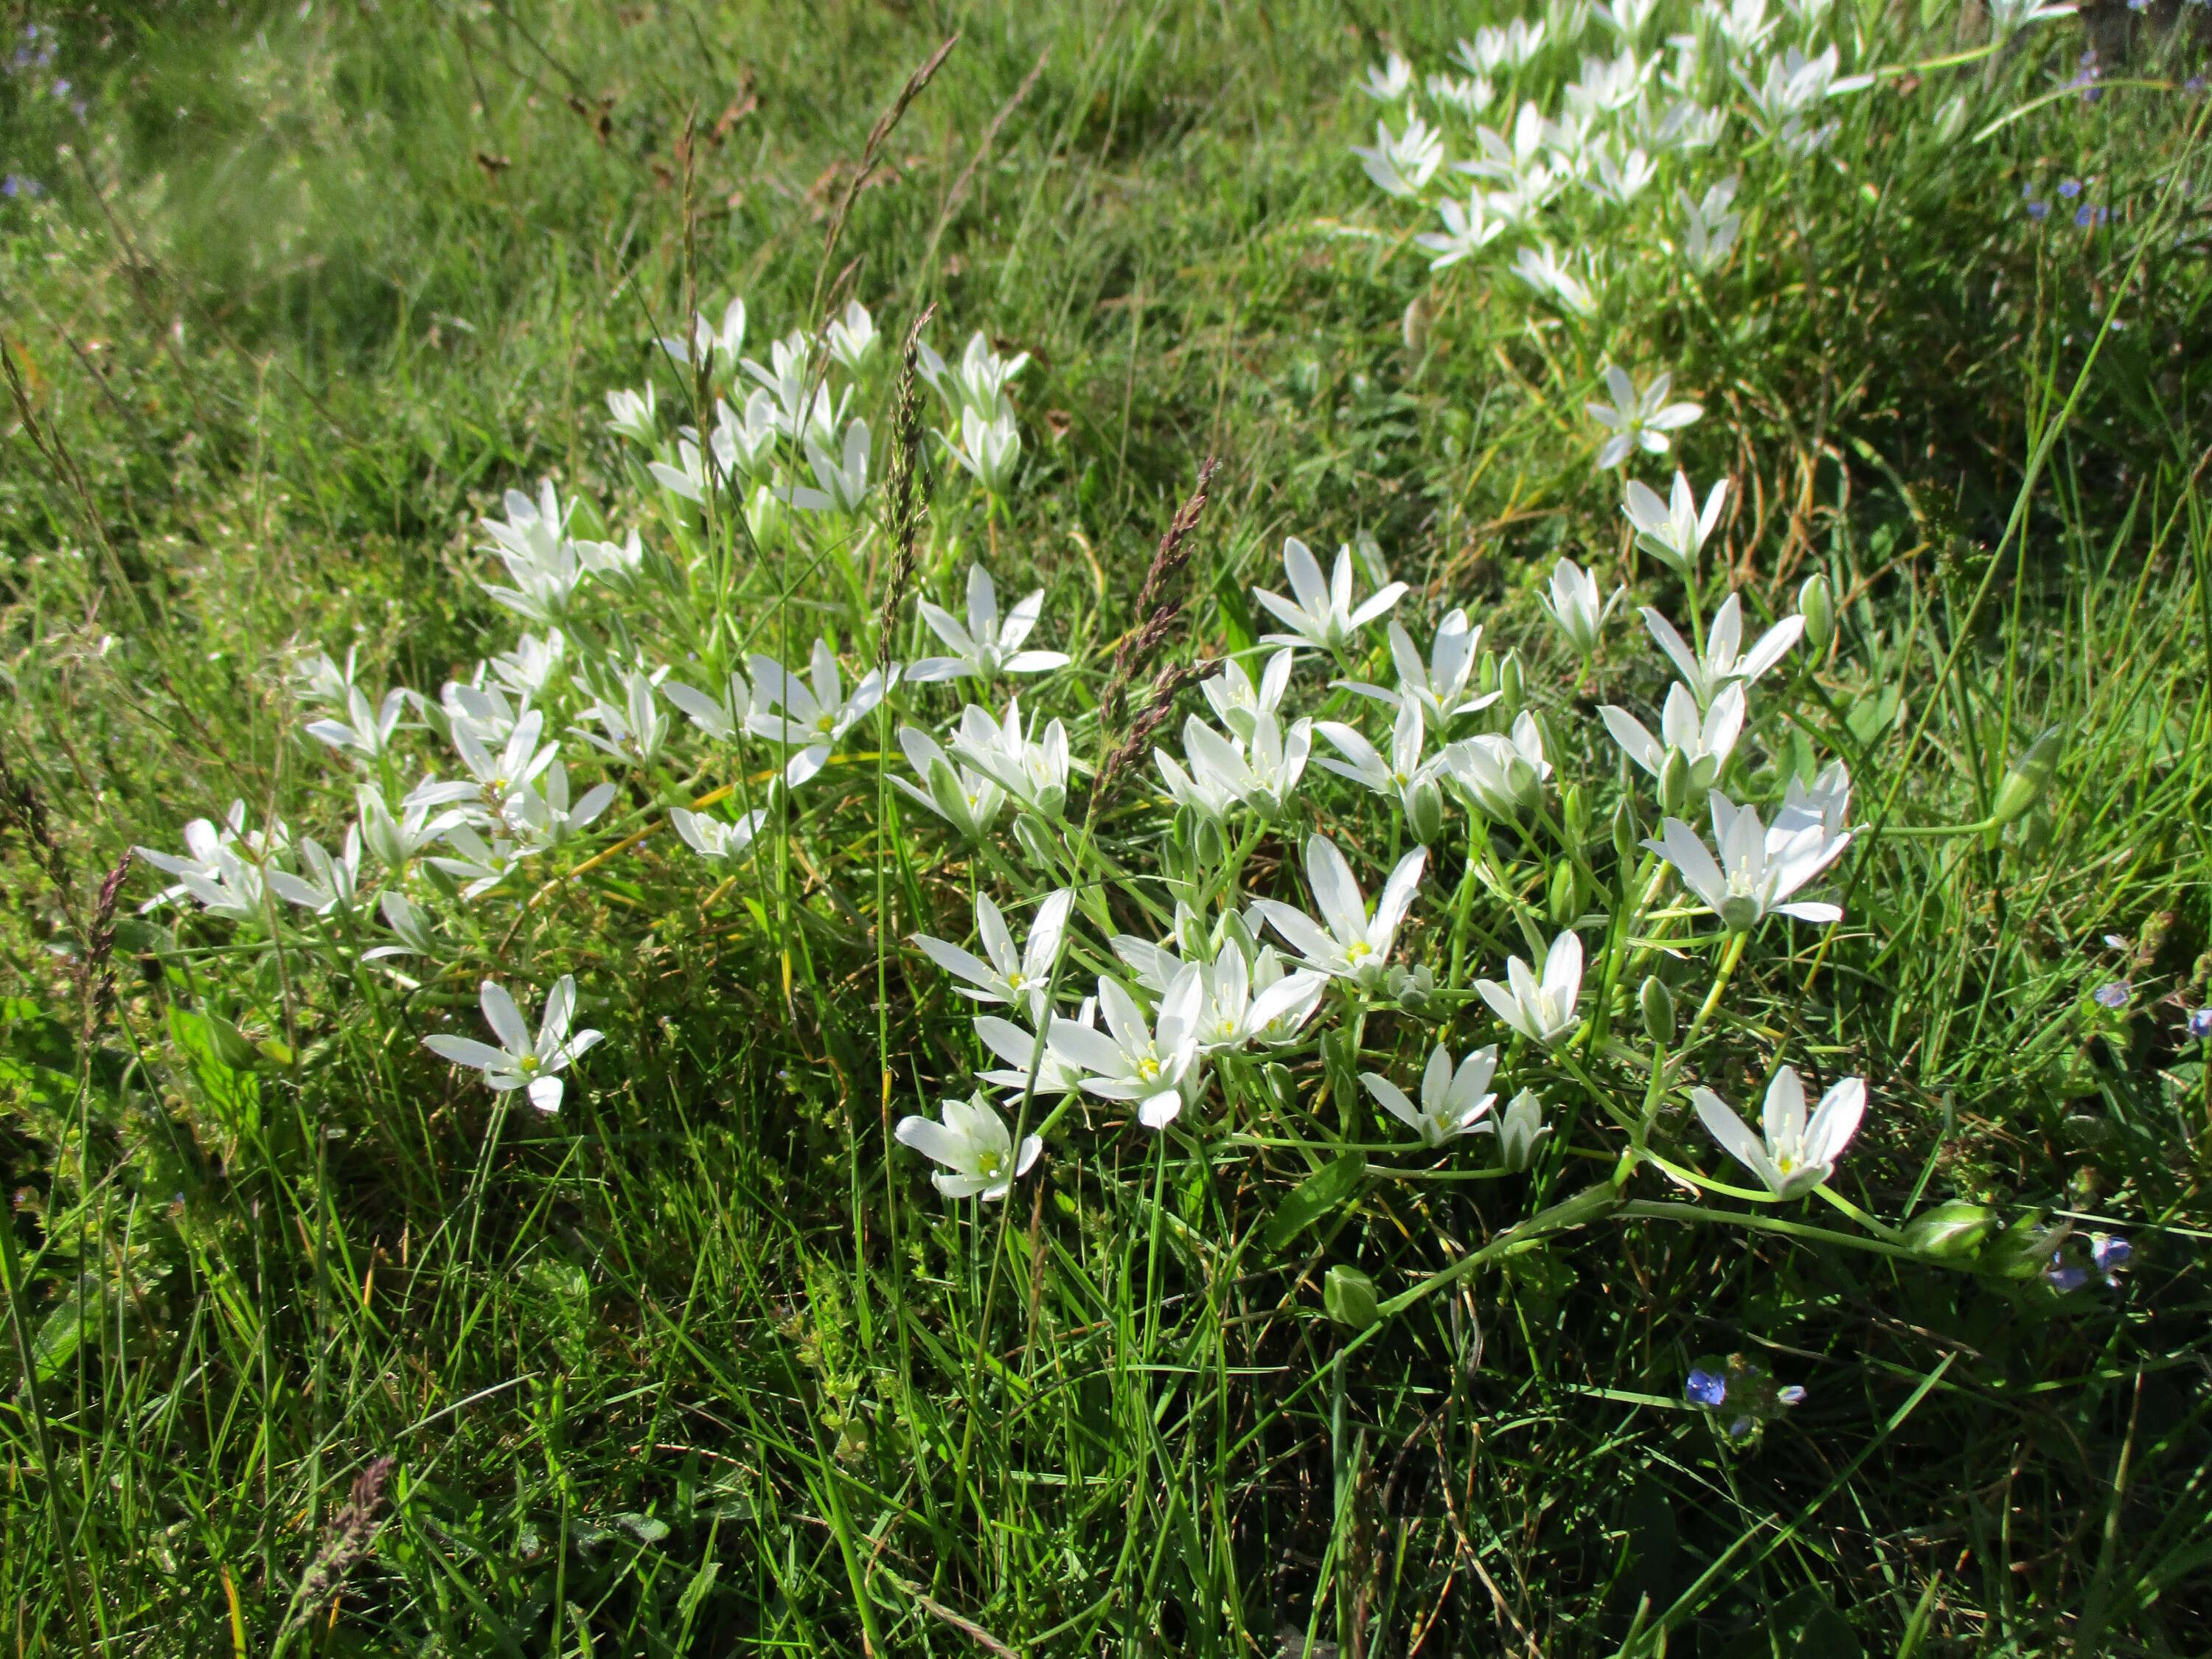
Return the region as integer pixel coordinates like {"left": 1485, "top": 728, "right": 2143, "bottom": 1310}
{"left": 1688, "top": 930, "right": 1747, "bottom": 1038}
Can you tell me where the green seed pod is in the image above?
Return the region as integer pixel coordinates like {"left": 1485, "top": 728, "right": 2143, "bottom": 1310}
{"left": 1659, "top": 748, "right": 1691, "bottom": 817}
{"left": 1900, "top": 1199, "right": 2000, "bottom": 1260}
{"left": 1612, "top": 793, "right": 1642, "bottom": 872}
{"left": 1548, "top": 859, "right": 1583, "bottom": 925}
{"left": 1639, "top": 975, "right": 1677, "bottom": 1046}
{"left": 1797, "top": 571, "right": 1835, "bottom": 655}
{"left": 1990, "top": 731, "right": 2062, "bottom": 828}
{"left": 1499, "top": 650, "right": 1525, "bottom": 719}
{"left": 1324, "top": 1265, "right": 1380, "bottom": 1332}
{"left": 1562, "top": 782, "right": 1590, "bottom": 846}
{"left": 1477, "top": 649, "right": 1499, "bottom": 697}
{"left": 1391, "top": 964, "right": 1440, "bottom": 1020}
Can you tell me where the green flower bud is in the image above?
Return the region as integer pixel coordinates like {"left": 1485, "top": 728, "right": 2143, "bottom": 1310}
{"left": 1990, "top": 731, "right": 2061, "bottom": 828}
{"left": 1193, "top": 813, "right": 1230, "bottom": 868}
{"left": 1933, "top": 91, "right": 1969, "bottom": 144}
{"left": 1498, "top": 1090, "right": 1550, "bottom": 1172}
{"left": 1901, "top": 1199, "right": 2000, "bottom": 1260}
{"left": 1548, "top": 860, "right": 1583, "bottom": 926}
{"left": 1499, "top": 650, "right": 1525, "bottom": 719}
{"left": 1477, "top": 650, "right": 1498, "bottom": 697}
{"left": 1322, "top": 1025, "right": 1360, "bottom": 1106}
{"left": 744, "top": 481, "right": 787, "bottom": 552}
{"left": 1981, "top": 1211, "right": 2067, "bottom": 1280}
{"left": 1612, "top": 794, "right": 1642, "bottom": 872}
{"left": 1562, "top": 782, "right": 1590, "bottom": 845}
{"left": 1659, "top": 748, "right": 1691, "bottom": 818}
{"left": 1639, "top": 975, "right": 1676, "bottom": 1046}
{"left": 1402, "top": 291, "right": 1434, "bottom": 357}
{"left": 1797, "top": 571, "right": 1834, "bottom": 655}
{"left": 1504, "top": 752, "right": 1545, "bottom": 815}
{"left": 1011, "top": 813, "right": 1057, "bottom": 870}
{"left": 1405, "top": 776, "right": 1447, "bottom": 845}
{"left": 1324, "top": 1265, "right": 1380, "bottom": 1332}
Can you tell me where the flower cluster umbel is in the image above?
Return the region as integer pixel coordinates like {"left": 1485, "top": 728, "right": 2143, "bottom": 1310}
{"left": 136, "top": 279, "right": 1881, "bottom": 1357}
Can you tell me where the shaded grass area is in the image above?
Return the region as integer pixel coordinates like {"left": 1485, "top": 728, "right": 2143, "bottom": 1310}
{"left": 3, "top": 1, "right": 2211, "bottom": 1654}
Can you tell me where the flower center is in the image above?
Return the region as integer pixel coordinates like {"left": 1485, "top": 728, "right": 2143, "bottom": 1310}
{"left": 1134, "top": 1053, "right": 1162, "bottom": 1082}
{"left": 1346, "top": 940, "right": 1372, "bottom": 964}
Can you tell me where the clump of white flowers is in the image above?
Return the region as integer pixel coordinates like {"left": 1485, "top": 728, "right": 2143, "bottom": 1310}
{"left": 133, "top": 215, "right": 1946, "bottom": 1397}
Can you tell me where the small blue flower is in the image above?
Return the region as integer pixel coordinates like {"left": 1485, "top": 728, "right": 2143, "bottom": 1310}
{"left": 1777, "top": 1385, "right": 1806, "bottom": 1406}
{"left": 2092, "top": 1234, "right": 2131, "bottom": 1273}
{"left": 49, "top": 77, "right": 68, "bottom": 100}
{"left": 1685, "top": 1368, "right": 1727, "bottom": 1407}
{"left": 1725, "top": 1415, "right": 1756, "bottom": 1440}
{"left": 2189, "top": 1008, "right": 2212, "bottom": 1040}
{"left": 2046, "top": 1265, "right": 2090, "bottom": 1293}
{"left": 2190, "top": 77, "right": 2210, "bottom": 96}
{"left": 2027, "top": 200, "right": 2049, "bottom": 221}
{"left": 2059, "top": 180, "right": 2083, "bottom": 200}
{"left": 0, "top": 175, "right": 41, "bottom": 200}
{"left": 2094, "top": 981, "right": 2130, "bottom": 1009}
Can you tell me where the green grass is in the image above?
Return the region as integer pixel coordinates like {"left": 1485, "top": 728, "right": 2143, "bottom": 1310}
{"left": 4, "top": 0, "right": 2212, "bottom": 1654}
